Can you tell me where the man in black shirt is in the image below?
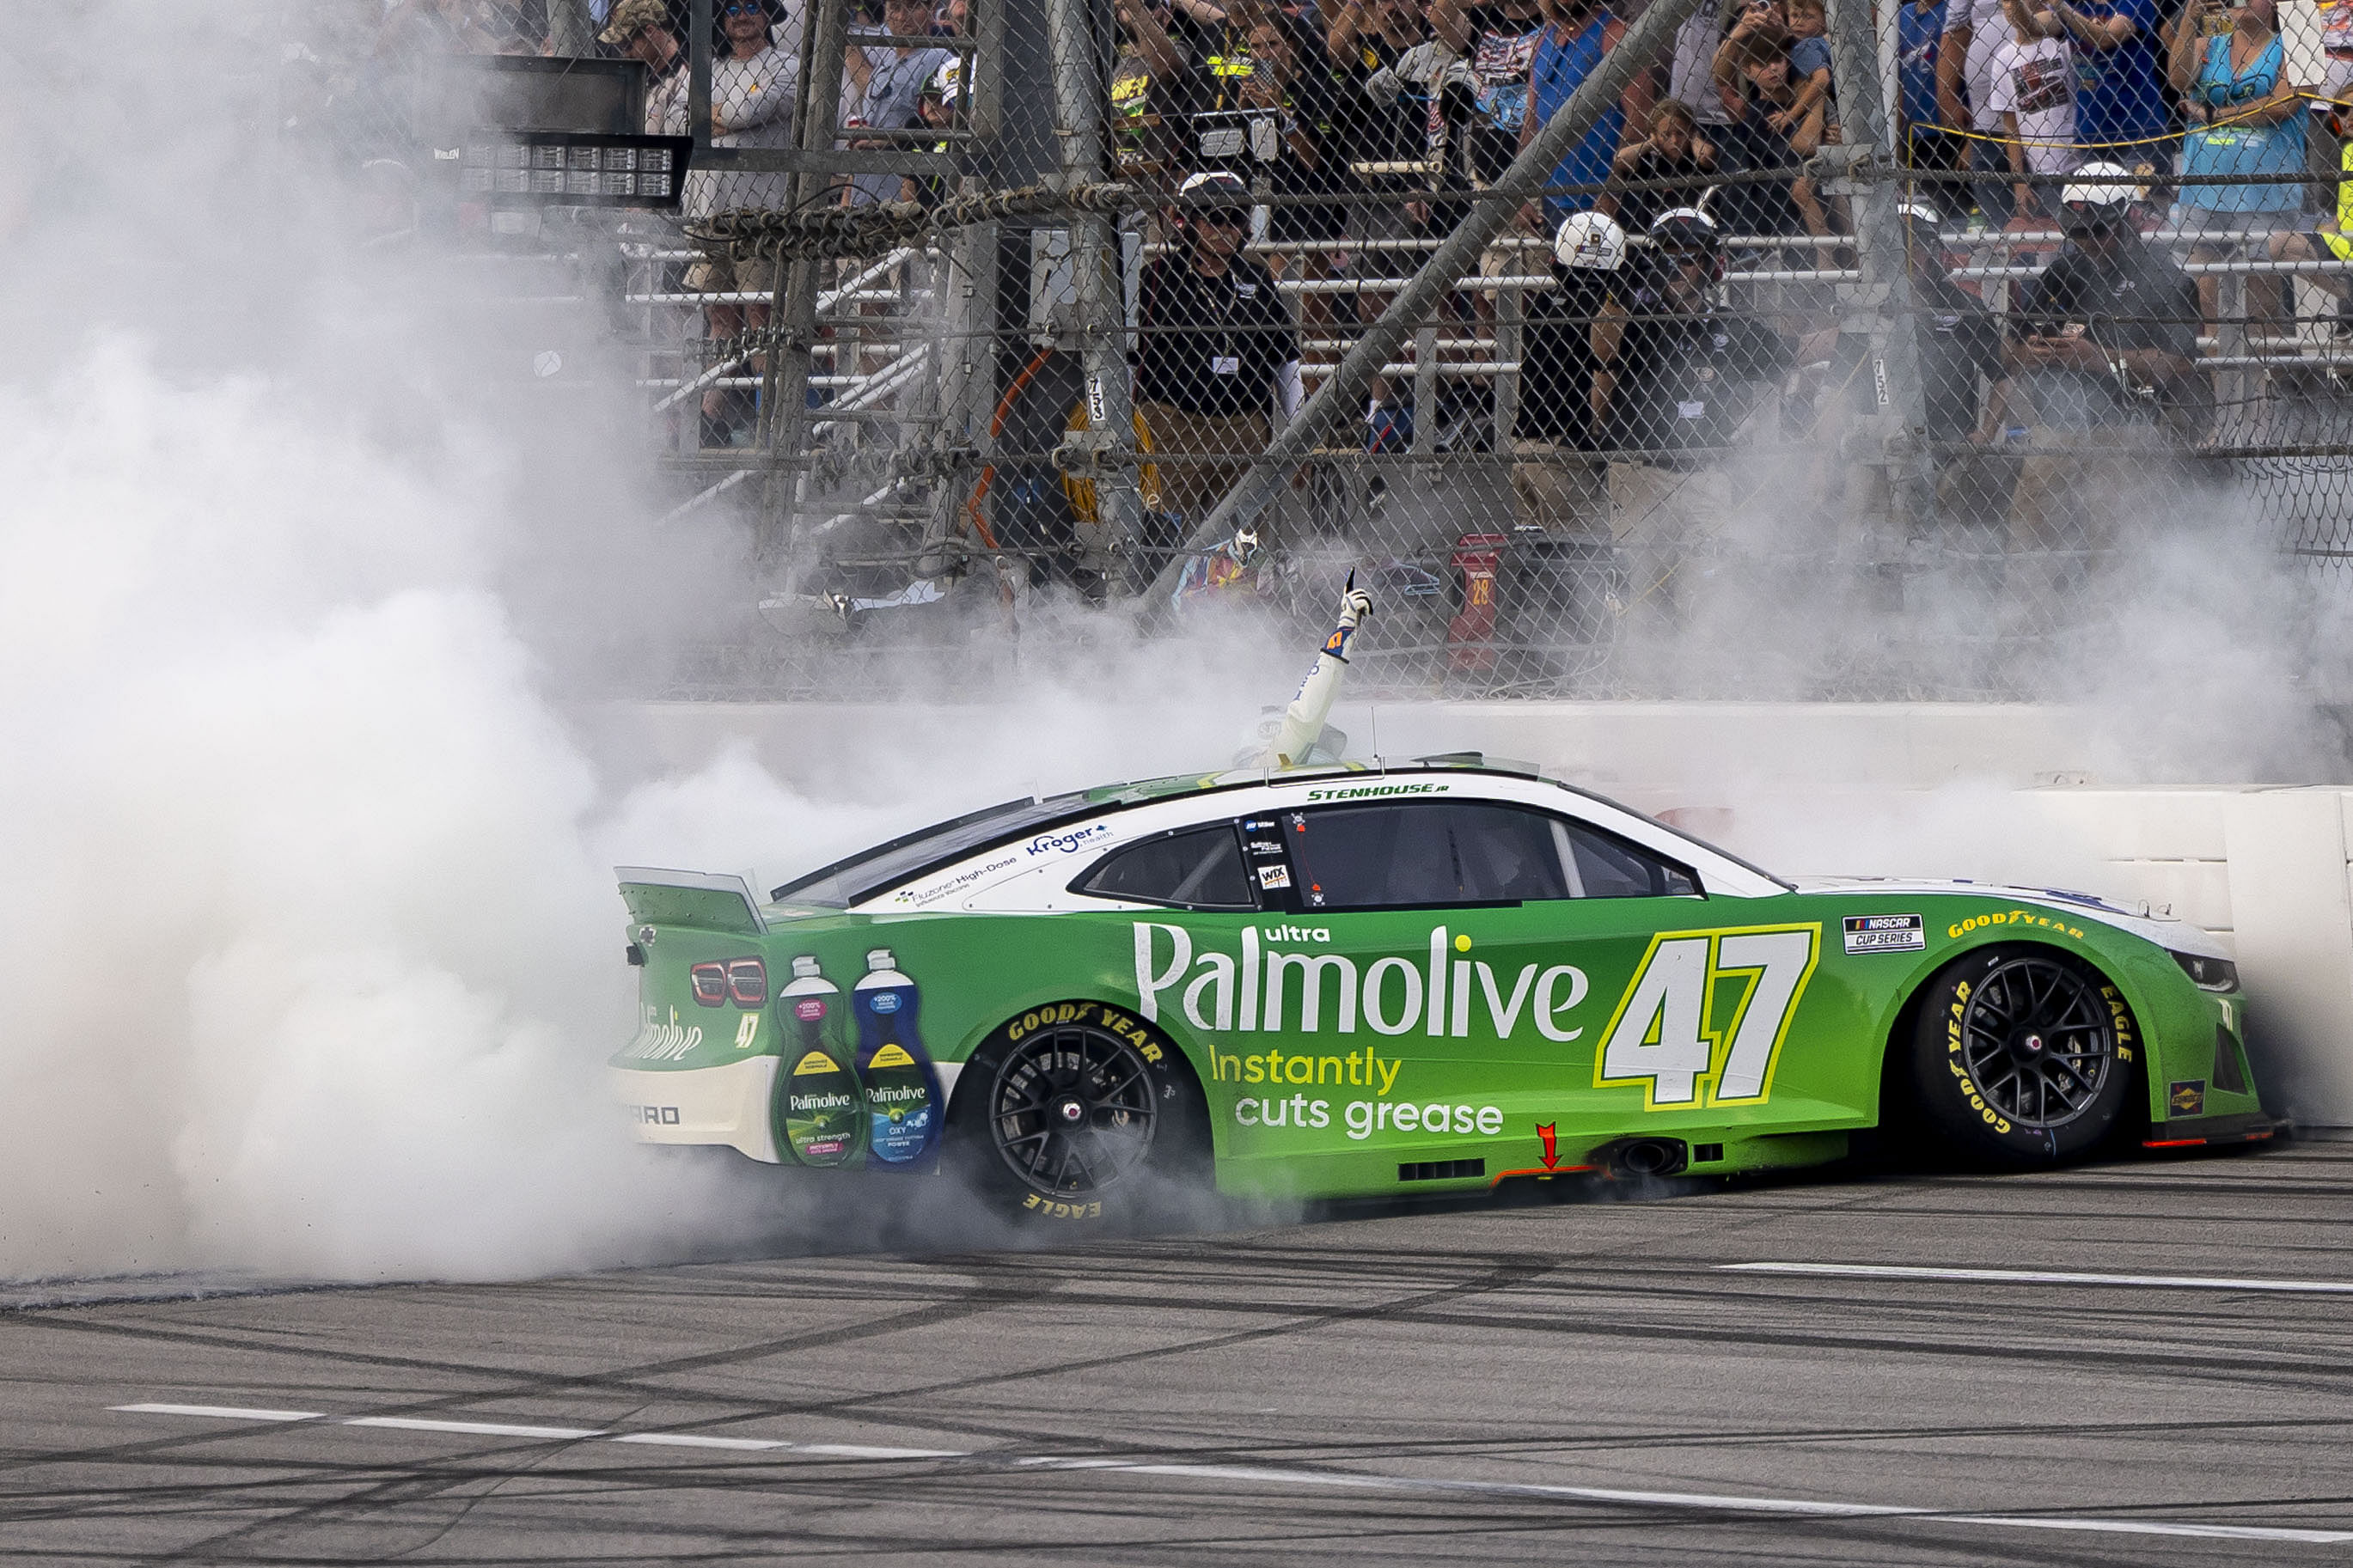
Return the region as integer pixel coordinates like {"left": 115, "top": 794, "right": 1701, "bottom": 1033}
{"left": 1603, "top": 209, "right": 1795, "bottom": 623}
{"left": 1135, "top": 170, "right": 1307, "bottom": 528}
{"left": 1515, "top": 210, "right": 1626, "bottom": 537}
{"left": 2001, "top": 162, "right": 2200, "bottom": 624}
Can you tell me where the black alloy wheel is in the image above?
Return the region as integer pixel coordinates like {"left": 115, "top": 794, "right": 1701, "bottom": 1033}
{"left": 1906, "top": 944, "right": 2135, "bottom": 1167}
{"left": 1953, "top": 953, "right": 2115, "bottom": 1129}
{"left": 986, "top": 1022, "right": 1161, "bottom": 1198}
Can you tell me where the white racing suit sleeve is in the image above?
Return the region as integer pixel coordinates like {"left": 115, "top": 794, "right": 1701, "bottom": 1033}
{"left": 1263, "top": 586, "right": 1374, "bottom": 767}
{"left": 1276, "top": 359, "right": 1305, "bottom": 424}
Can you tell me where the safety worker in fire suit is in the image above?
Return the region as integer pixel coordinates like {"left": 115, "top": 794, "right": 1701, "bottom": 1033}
{"left": 1513, "top": 210, "right": 1628, "bottom": 538}
{"left": 1601, "top": 208, "right": 1795, "bottom": 625}
{"left": 1133, "top": 169, "right": 1307, "bottom": 528}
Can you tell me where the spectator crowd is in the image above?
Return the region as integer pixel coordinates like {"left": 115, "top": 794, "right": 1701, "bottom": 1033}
{"left": 290, "top": 0, "right": 2353, "bottom": 601}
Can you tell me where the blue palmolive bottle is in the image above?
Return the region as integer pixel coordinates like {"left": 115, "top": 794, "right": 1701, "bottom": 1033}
{"left": 853, "top": 948, "right": 942, "bottom": 1166}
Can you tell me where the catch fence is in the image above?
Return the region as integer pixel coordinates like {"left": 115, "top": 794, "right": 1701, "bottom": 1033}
{"left": 292, "top": 0, "right": 2353, "bottom": 699}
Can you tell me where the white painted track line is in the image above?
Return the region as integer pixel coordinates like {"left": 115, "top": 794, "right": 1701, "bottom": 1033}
{"left": 1722, "top": 1261, "right": 2353, "bottom": 1294}
{"left": 110, "top": 1403, "right": 321, "bottom": 1423}
{"left": 344, "top": 1417, "right": 605, "bottom": 1440}
{"left": 109, "top": 1403, "right": 2353, "bottom": 1545}
{"left": 608, "top": 1432, "right": 791, "bottom": 1451}
{"left": 1017, "top": 1457, "right": 2353, "bottom": 1545}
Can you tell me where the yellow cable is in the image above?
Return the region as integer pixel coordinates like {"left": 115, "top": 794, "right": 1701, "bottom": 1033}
{"left": 1927, "top": 88, "right": 2339, "bottom": 152}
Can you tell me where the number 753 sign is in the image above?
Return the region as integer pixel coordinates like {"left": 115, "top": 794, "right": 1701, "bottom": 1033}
{"left": 1595, "top": 925, "right": 1820, "bottom": 1110}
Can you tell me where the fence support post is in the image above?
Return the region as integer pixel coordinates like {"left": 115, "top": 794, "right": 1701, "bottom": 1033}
{"left": 1823, "top": 0, "right": 1931, "bottom": 562}
{"left": 1047, "top": 0, "right": 1141, "bottom": 586}
{"left": 1148, "top": 0, "right": 1708, "bottom": 600}
{"left": 761, "top": 0, "right": 852, "bottom": 575}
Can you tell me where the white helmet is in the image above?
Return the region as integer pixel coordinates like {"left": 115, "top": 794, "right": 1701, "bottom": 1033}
{"left": 1553, "top": 210, "right": 1627, "bottom": 272}
{"left": 2059, "top": 161, "right": 2136, "bottom": 209}
{"left": 922, "top": 58, "right": 962, "bottom": 105}
{"left": 1895, "top": 198, "right": 1940, "bottom": 228}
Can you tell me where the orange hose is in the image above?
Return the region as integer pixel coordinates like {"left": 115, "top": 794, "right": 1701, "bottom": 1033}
{"left": 960, "top": 347, "right": 1056, "bottom": 550}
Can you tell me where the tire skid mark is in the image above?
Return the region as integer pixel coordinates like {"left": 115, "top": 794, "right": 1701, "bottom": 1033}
{"left": 0, "top": 1276, "right": 1036, "bottom": 1482}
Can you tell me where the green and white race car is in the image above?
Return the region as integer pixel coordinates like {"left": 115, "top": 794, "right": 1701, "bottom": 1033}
{"left": 611, "top": 755, "right": 2274, "bottom": 1223}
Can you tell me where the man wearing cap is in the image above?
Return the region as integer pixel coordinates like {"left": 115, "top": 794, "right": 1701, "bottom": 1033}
{"left": 1514, "top": 211, "right": 1627, "bottom": 536}
{"left": 602, "top": 0, "right": 689, "bottom": 137}
{"left": 1134, "top": 171, "right": 1307, "bottom": 528}
{"left": 2002, "top": 162, "right": 2200, "bottom": 621}
{"left": 900, "top": 59, "right": 961, "bottom": 207}
{"left": 843, "top": 0, "right": 956, "bottom": 204}
{"left": 1600, "top": 208, "right": 1797, "bottom": 625}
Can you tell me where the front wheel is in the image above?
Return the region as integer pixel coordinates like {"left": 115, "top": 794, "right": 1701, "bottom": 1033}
{"left": 1904, "top": 944, "right": 2137, "bottom": 1167}
{"left": 950, "top": 1002, "right": 1208, "bottom": 1226}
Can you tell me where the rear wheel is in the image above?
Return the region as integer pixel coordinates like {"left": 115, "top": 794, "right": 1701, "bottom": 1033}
{"left": 1905, "top": 944, "right": 2136, "bottom": 1167}
{"left": 952, "top": 1003, "right": 1207, "bottom": 1225}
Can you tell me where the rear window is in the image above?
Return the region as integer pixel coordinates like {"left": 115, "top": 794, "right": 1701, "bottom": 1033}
{"left": 770, "top": 793, "right": 1099, "bottom": 907}
{"left": 1077, "top": 825, "right": 1256, "bottom": 910}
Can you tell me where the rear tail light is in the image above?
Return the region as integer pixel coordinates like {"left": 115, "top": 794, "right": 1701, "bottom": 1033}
{"left": 727, "top": 958, "right": 767, "bottom": 1005}
{"left": 689, "top": 962, "right": 729, "bottom": 1006}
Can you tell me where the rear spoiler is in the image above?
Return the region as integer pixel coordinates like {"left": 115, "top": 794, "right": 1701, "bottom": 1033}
{"left": 614, "top": 867, "right": 767, "bottom": 936}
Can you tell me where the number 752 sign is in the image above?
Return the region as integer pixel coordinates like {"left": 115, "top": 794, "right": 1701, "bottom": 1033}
{"left": 1595, "top": 925, "right": 1820, "bottom": 1110}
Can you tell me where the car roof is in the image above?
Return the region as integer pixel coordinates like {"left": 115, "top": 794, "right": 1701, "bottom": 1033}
{"left": 774, "top": 755, "right": 1788, "bottom": 914}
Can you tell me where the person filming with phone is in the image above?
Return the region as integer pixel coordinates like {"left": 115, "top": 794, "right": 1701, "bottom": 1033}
{"left": 2002, "top": 163, "right": 2201, "bottom": 624}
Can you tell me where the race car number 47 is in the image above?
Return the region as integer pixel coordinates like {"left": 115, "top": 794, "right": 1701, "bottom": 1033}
{"left": 1597, "top": 924, "right": 1820, "bottom": 1109}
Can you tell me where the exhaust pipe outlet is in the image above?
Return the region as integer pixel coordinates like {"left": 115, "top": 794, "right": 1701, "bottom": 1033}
{"left": 1599, "top": 1137, "right": 1688, "bottom": 1179}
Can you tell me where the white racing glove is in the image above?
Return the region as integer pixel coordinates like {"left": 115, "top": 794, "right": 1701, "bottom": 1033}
{"left": 1263, "top": 583, "right": 1375, "bottom": 767}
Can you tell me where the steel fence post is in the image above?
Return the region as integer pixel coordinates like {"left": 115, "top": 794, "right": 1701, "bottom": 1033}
{"left": 1047, "top": 0, "right": 1141, "bottom": 586}
{"left": 764, "top": 0, "right": 852, "bottom": 576}
{"left": 1823, "top": 0, "right": 1931, "bottom": 551}
{"left": 690, "top": 0, "right": 714, "bottom": 149}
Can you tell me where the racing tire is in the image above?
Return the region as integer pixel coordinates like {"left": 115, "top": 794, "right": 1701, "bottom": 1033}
{"left": 1904, "top": 943, "right": 2138, "bottom": 1168}
{"left": 950, "top": 1001, "right": 1210, "bottom": 1227}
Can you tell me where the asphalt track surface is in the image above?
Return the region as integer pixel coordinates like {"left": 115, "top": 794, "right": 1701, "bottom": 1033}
{"left": 7, "top": 1143, "right": 2353, "bottom": 1565}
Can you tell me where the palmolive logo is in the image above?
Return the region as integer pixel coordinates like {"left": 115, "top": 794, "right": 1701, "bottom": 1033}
{"left": 1133, "top": 923, "right": 1586, "bottom": 1042}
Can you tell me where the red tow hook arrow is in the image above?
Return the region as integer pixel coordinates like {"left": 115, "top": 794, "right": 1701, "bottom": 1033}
{"left": 1537, "top": 1123, "right": 1559, "bottom": 1168}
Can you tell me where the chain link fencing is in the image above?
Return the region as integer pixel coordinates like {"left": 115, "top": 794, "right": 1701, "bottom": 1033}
{"left": 282, "top": 0, "right": 2353, "bottom": 701}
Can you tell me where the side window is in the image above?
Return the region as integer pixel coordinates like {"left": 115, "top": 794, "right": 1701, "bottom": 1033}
{"left": 1285, "top": 802, "right": 1572, "bottom": 910}
{"left": 1077, "top": 824, "right": 1256, "bottom": 910}
{"left": 1555, "top": 818, "right": 1700, "bottom": 899}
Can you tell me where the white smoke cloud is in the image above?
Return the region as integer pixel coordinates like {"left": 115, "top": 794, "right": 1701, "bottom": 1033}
{"left": 3, "top": 1, "right": 2338, "bottom": 1293}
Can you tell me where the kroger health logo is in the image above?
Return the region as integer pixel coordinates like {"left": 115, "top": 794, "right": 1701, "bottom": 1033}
{"left": 1026, "top": 823, "right": 1113, "bottom": 857}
